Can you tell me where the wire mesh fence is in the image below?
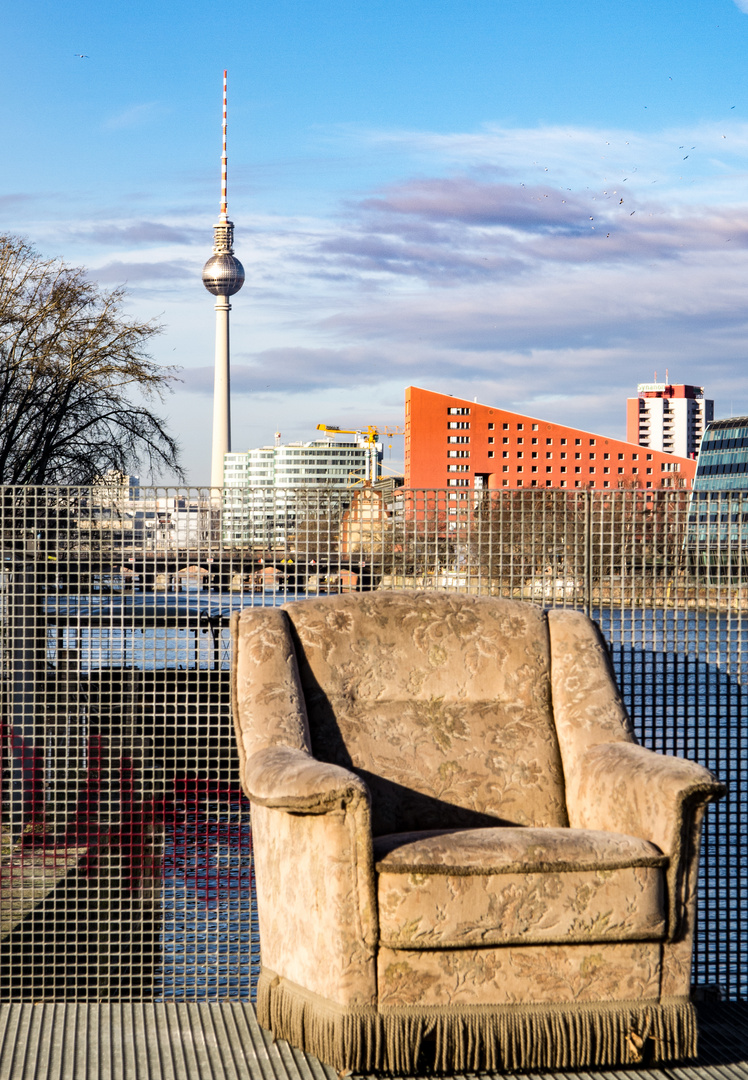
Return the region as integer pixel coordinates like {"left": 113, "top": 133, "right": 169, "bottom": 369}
{"left": 0, "top": 484, "right": 745, "bottom": 1001}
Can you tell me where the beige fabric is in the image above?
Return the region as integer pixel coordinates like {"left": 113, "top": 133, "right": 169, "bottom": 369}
{"left": 376, "top": 826, "right": 666, "bottom": 947}
{"left": 285, "top": 592, "right": 567, "bottom": 833}
{"left": 377, "top": 942, "right": 663, "bottom": 1006}
{"left": 251, "top": 793, "right": 377, "bottom": 1007}
{"left": 231, "top": 591, "right": 725, "bottom": 1073}
{"left": 230, "top": 608, "right": 310, "bottom": 778}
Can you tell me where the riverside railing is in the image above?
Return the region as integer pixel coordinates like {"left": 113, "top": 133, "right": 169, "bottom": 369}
{"left": 0, "top": 484, "right": 745, "bottom": 1002}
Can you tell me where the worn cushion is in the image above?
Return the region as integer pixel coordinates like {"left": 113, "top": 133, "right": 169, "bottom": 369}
{"left": 284, "top": 592, "right": 568, "bottom": 834}
{"left": 375, "top": 827, "right": 667, "bottom": 948}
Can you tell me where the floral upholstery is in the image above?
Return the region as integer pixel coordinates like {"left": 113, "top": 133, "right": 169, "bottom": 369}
{"left": 375, "top": 827, "right": 666, "bottom": 947}
{"left": 231, "top": 591, "right": 725, "bottom": 1073}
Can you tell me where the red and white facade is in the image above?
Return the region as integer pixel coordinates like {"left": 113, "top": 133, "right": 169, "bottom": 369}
{"left": 626, "top": 383, "right": 713, "bottom": 460}
{"left": 405, "top": 386, "right": 696, "bottom": 492}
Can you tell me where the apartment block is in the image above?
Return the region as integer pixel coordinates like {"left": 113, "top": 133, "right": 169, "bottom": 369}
{"left": 405, "top": 386, "right": 697, "bottom": 492}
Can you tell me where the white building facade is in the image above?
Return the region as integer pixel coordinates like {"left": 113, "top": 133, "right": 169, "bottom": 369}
{"left": 222, "top": 437, "right": 382, "bottom": 544}
{"left": 626, "top": 383, "right": 714, "bottom": 459}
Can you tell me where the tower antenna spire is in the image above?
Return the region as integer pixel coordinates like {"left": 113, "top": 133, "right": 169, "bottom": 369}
{"left": 220, "top": 69, "right": 228, "bottom": 222}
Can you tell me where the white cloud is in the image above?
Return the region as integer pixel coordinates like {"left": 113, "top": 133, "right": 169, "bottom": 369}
{"left": 733, "top": 1, "right": 748, "bottom": 13}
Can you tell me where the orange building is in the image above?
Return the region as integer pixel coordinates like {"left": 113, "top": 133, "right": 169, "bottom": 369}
{"left": 405, "top": 386, "right": 696, "bottom": 492}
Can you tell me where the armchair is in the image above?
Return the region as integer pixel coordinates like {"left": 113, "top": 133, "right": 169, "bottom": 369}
{"left": 231, "top": 592, "right": 724, "bottom": 1073}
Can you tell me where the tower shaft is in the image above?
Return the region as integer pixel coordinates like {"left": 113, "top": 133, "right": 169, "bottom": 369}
{"left": 211, "top": 297, "right": 231, "bottom": 487}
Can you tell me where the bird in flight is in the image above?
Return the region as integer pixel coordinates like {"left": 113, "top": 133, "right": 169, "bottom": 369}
{"left": 74, "top": 54, "right": 89, "bottom": 59}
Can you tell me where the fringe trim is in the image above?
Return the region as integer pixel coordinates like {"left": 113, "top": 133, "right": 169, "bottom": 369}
{"left": 257, "top": 969, "right": 697, "bottom": 1074}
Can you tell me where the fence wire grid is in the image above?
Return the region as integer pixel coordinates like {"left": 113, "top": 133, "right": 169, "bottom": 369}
{"left": 0, "top": 484, "right": 745, "bottom": 1002}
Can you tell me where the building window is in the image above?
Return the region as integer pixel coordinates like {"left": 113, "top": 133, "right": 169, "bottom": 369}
{"left": 589, "top": 439, "right": 596, "bottom": 445}
{"left": 502, "top": 464, "right": 508, "bottom": 471}
{"left": 546, "top": 452, "right": 552, "bottom": 459}
{"left": 517, "top": 437, "right": 524, "bottom": 444}
{"left": 447, "top": 465, "right": 470, "bottom": 472}
{"left": 448, "top": 450, "right": 470, "bottom": 457}
{"left": 603, "top": 467, "right": 610, "bottom": 473}
{"left": 447, "top": 436, "right": 469, "bottom": 443}
{"left": 575, "top": 439, "right": 582, "bottom": 445}
{"left": 546, "top": 438, "right": 553, "bottom": 445}
{"left": 604, "top": 481, "right": 610, "bottom": 488}
{"left": 502, "top": 451, "right": 508, "bottom": 458}
{"left": 531, "top": 479, "right": 538, "bottom": 486}
{"left": 632, "top": 453, "right": 638, "bottom": 460}
{"left": 575, "top": 453, "right": 581, "bottom": 460}
{"left": 574, "top": 480, "right": 581, "bottom": 487}
{"left": 488, "top": 437, "right": 494, "bottom": 444}
{"left": 517, "top": 465, "right": 523, "bottom": 472}
{"left": 589, "top": 453, "right": 595, "bottom": 460}
{"left": 633, "top": 467, "right": 638, "bottom": 474}
{"left": 517, "top": 451, "right": 524, "bottom": 458}
{"left": 502, "top": 437, "right": 509, "bottom": 444}
{"left": 447, "top": 407, "right": 470, "bottom": 414}
{"left": 502, "top": 423, "right": 509, "bottom": 429}
{"left": 575, "top": 466, "right": 581, "bottom": 473}
{"left": 532, "top": 424, "right": 539, "bottom": 431}
{"left": 517, "top": 424, "right": 524, "bottom": 430}
{"left": 488, "top": 451, "right": 494, "bottom": 458}
{"left": 618, "top": 467, "right": 624, "bottom": 474}
{"left": 531, "top": 437, "right": 538, "bottom": 445}
{"left": 618, "top": 453, "right": 624, "bottom": 460}
{"left": 560, "top": 466, "right": 567, "bottom": 473}
{"left": 560, "top": 438, "right": 567, "bottom": 445}
{"left": 589, "top": 467, "right": 595, "bottom": 474}
{"left": 646, "top": 453, "right": 653, "bottom": 460}
{"left": 531, "top": 465, "right": 538, "bottom": 472}
{"left": 603, "top": 453, "right": 610, "bottom": 460}
{"left": 503, "top": 479, "right": 509, "bottom": 486}
{"left": 646, "top": 467, "right": 653, "bottom": 474}
{"left": 531, "top": 452, "right": 538, "bottom": 459}
{"left": 448, "top": 422, "right": 470, "bottom": 429}
{"left": 546, "top": 466, "right": 552, "bottom": 473}
{"left": 488, "top": 422, "right": 494, "bottom": 429}
{"left": 560, "top": 452, "right": 567, "bottom": 459}
{"left": 560, "top": 480, "right": 567, "bottom": 487}
{"left": 517, "top": 479, "right": 523, "bottom": 486}
{"left": 646, "top": 481, "right": 652, "bottom": 488}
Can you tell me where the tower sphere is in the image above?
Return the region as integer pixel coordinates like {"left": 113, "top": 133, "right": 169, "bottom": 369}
{"left": 202, "top": 252, "right": 245, "bottom": 296}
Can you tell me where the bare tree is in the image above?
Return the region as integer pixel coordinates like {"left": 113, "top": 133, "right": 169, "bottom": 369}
{"left": 0, "top": 235, "right": 183, "bottom": 483}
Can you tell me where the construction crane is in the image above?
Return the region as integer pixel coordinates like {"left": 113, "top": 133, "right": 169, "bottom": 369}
{"left": 316, "top": 423, "right": 380, "bottom": 445}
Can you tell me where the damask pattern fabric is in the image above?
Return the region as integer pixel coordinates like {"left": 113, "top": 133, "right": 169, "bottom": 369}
{"left": 284, "top": 592, "right": 568, "bottom": 834}
{"left": 375, "top": 826, "right": 666, "bottom": 947}
{"left": 377, "top": 941, "right": 663, "bottom": 1007}
{"left": 231, "top": 592, "right": 725, "bottom": 1073}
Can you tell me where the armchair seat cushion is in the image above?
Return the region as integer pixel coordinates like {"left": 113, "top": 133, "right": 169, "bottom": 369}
{"left": 375, "top": 827, "right": 667, "bottom": 948}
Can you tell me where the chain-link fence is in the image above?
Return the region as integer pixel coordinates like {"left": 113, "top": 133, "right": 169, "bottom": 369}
{"left": 0, "top": 485, "right": 745, "bottom": 1001}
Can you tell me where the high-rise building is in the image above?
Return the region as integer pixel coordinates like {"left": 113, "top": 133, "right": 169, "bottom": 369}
{"left": 626, "top": 382, "right": 713, "bottom": 459}
{"left": 202, "top": 71, "right": 245, "bottom": 488}
{"left": 405, "top": 386, "right": 697, "bottom": 492}
{"left": 691, "top": 416, "right": 748, "bottom": 493}
{"left": 222, "top": 437, "right": 383, "bottom": 543}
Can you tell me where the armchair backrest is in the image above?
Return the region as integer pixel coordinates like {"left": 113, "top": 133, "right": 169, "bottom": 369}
{"left": 282, "top": 592, "right": 569, "bottom": 835}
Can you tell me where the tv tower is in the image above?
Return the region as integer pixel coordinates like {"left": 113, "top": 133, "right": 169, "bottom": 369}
{"left": 202, "top": 70, "right": 245, "bottom": 488}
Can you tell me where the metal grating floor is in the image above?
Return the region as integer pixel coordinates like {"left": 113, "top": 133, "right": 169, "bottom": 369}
{"left": 0, "top": 1003, "right": 745, "bottom": 1080}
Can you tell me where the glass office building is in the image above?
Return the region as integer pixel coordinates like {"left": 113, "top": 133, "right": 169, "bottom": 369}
{"left": 687, "top": 416, "right": 748, "bottom": 576}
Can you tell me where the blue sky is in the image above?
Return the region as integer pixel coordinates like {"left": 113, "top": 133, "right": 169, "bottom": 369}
{"left": 4, "top": 1, "right": 748, "bottom": 481}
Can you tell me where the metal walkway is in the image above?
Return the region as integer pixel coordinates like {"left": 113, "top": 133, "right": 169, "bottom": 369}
{"left": 0, "top": 1003, "right": 745, "bottom": 1080}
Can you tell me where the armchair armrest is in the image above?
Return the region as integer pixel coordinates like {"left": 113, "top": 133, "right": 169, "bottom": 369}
{"left": 245, "top": 745, "right": 378, "bottom": 1007}
{"left": 568, "top": 741, "right": 725, "bottom": 938}
{"left": 244, "top": 744, "right": 370, "bottom": 814}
